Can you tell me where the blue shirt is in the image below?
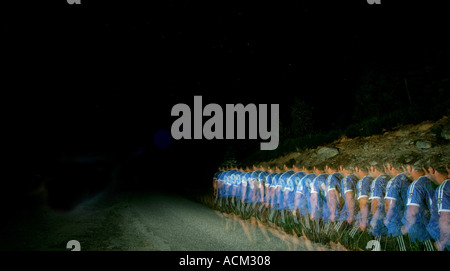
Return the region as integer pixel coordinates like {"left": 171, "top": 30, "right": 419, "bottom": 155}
{"left": 265, "top": 172, "right": 276, "bottom": 188}
{"left": 437, "top": 179, "right": 450, "bottom": 213}
{"left": 248, "top": 170, "right": 263, "bottom": 202}
{"left": 286, "top": 171, "right": 305, "bottom": 192}
{"left": 368, "top": 174, "right": 391, "bottom": 236}
{"left": 427, "top": 179, "right": 450, "bottom": 248}
{"left": 270, "top": 173, "right": 281, "bottom": 188}
{"left": 402, "top": 176, "right": 436, "bottom": 242}
{"left": 241, "top": 172, "right": 253, "bottom": 202}
{"left": 258, "top": 171, "right": 270, "bottom": 186}
{"left": 357, "top": 176, "right": 374, "bottom": 200}
{"left": 276, "top": 170, "right": 295, "bottom": 210}
{"left": 235, "top": 171, "right": 246, "bottom": 199}
{"left": 265, "top": 172, "right": 278, "bottom": 204}
{"left": 229, "top": 171, "right": 242, "bottom": 198}
{"left": 310, "top": 173, "right": 329, "bottom": 220}
{"left": 285, "top": 171, "right": 306, "bottom": 211}
{"left": 216, "top": 171, "right": 226, "bottom": 197}
{"left": 338, "top": 174, "right": 359, "bottom": 222}
{"left": 326, "top": 172, "right": 344, "bottom": 220}
{"left": 385, "top": 173, "right": 411, "bottom": 237}
{"left": 221, "top": 170, "right": 237, "bottom": 197}
{"left": 271, "top": 173, "right": 283, "bottom": 207}
{"left": 256, "top": 171, "right": 270, "bottom": 202}
{"left": 355, "top": 176, "right": 374, "bottom": 227}
{"left": 296, "top": 173, "right": 316, "bottom": 216}
{"left": 213, "top": 171, "right": 223, "bottom": 180}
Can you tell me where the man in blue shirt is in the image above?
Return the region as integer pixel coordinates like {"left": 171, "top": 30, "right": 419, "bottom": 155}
{"left": 368, "top": 163, "right": 391, "bottom": 241}
{"left": 328, "top": 164, "right": 359, "bottom": 242}
{"left": 275, "top": 168, "right": 295, "bottom": 225}
{"left": 257, "top": 170, "right": 270, "bottom": 202}
{"left": 255, "top": 169, "right": 271, "bottom": 221}
{"left": 264, "top": 170, "right": 278, "bottom": 208}
{"left": 250, "top": 169, "right": 263, "bottom": 204}
{"left": 235, "top": 170, "right": 248, "bottom": 214}
{"left": 294, "top": 166, "right": 316, "bottom": 232}
{"left": 219, "top": 168, "right": 236, "bottom": 212}
{"left": 323, "top": 163, "right": 343, "bottom": 235}
{"left": 268, "top": 166, "right": 285, "bottom": 223}
{"left": 269, "top": 165, "right": 283, "bottom": 207}
{"left": 310, "top": 163, "right": 329, "bottom": 234}
{"left": 267, "top": 165, "right": 282, "bottom": 223}
{"left": 384, "top": 162, "right": 413, "bottom": 250}
{"left": 425, "top": 163, "right": 450, "bottom": 251}
{"left": 214, "top": 169, "right": 225, "bottom": 207}
{"left": 229, "top": 169, "right": 242, "bottom": 213}
{"left": 345, "top": 164, "right": 374, "bottom": 250}
{"left": 260, "top": 166, "right": 278, "bottom": 223}
{"left": 213, "top": 169, "right": 223, "bottom": 200}
{"left": 401, "top": 162, "right": 436, "bottom": 250}
{"left": 338, "top": 165, "right": 360, "bottom": 226}
{"left": 254, "top": 168, "right": 268, "bottom": 205}
{"left": 325, "top": 163, "right": 344, "bottom": 223}
{"left": 285, "top": 166, "right": 306, "bottom": 214}
{"left": 353, "top": 164, "right": 374, "bottom": 232}
{"left": 277, "top": 169, "right": 295, "bottom": 210}
{"left": 239, "top": 170, "right": 253, "bottom": 214}
{"left": 244, "top": 169, "right": 263, "bottom": 217}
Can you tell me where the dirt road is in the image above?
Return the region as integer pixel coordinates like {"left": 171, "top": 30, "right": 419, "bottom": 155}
{"left": 0, "top": 190, "right": 339, "bottom": 251}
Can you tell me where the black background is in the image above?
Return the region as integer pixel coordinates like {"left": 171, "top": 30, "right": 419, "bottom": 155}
{"left": 2, "top": 0, "right": 449, "bottom": 207}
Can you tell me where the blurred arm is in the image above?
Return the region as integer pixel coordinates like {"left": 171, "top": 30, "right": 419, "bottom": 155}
{"left": 359, "top": 197, "right": 369, "bottom": 230}
{"left": 402, "top": 205, "right": 419, "bottom": 234}
{"left": 328, "top": 190, "right": 338, "bottom": 222}
{"left": 384, "top": 198, "right": 396, "bottom": 225}
{"left": 345, "top": 191, "right": 356, "bottom": 223}
{"left": 437, "top": 212, "right": 450, "bottom": 251}
{"left": 310, "top": 192, "right": 318, "bottom": 220}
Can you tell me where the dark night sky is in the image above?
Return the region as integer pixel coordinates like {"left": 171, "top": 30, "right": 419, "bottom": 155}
{"left": 2, "top": 1, "right": 449, "bottom": 195}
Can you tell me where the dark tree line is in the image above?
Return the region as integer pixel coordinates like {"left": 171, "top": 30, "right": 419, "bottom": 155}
{"left": 242, "top": 47, "right": 450, "bottom": 164}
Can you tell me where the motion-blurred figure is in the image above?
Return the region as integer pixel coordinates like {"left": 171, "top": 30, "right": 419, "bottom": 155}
{"left": 401, "top": 162, "right": 435, "bottom": 250}
{"left": 354, "top": 164, "right": 374, "bottom": 232}
{"left": 368, "top": 163, "right": 390, "bottom": 243}
{"left": 426, "top": 163, "right": 450, "bottom": 251}
{"left": 384, "top": 161, "right": 413, "bottom": 250}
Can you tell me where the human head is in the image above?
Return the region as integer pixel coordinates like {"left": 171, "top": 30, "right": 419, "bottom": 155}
{"left": 285, "top": 159, "right": 296, "bottom": 171}
{"left": 403, "top": 161, "right": 425, "bottom": 180}
{"left": 355, "top": 164, "right": 370, "bottom": 179}
{"left": 325, "top": 162, "right": 339, "bottom": 174}
{"left": 340, "top": 163, "right": 355, "bottom": 176}
{"left": 276, "top": 167, "right": 282, "bottom": 173}
{"left": 268, "top": 163, "right": 277, "bottom": 172}
{"left": 369, "top": 162, "right": 385, "bottom": 178}
{"left": 301, "top": 160, "right": 314, "bottom": 173}
{"left": 424, "top": 159, "right": 448, "bottom": 185}
{"left": 384, "top": 160, "right": 404, "bottom": 177}
{"left": 313, "top": 162, "right": 326, "bottom": 175}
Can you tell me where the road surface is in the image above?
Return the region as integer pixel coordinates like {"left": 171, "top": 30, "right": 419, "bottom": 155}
{"left": 0, "top": 190, "right": 341, "bottom": 251}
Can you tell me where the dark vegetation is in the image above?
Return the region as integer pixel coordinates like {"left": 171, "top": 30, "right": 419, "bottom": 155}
{"left": 243, "top": 50, "right": 450, "bottom": 165}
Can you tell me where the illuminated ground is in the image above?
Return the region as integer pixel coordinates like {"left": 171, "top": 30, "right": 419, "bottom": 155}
{"left": 0, "top": 191, "right": 342, "bottom": 251}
